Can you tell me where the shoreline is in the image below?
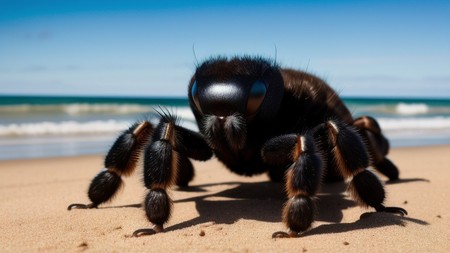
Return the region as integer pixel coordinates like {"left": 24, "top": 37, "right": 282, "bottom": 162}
{"left": 2, "top": 134, "right": 450, "bottom": 161}
{"left": 2, "top": 142, "right": 450, "bottom": 163}
{"left": 1, "top": 145, "right": 449, "bottom": 252}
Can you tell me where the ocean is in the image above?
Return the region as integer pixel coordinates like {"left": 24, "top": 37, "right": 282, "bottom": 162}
{"left": 1, "top": 95, "right": 450, "bottom": 160}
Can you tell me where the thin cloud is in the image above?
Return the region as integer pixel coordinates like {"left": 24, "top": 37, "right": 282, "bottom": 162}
{"left": 37, "top": 30, "right": 53, "bottom": 40}
{"left": 21, "top": 30, "right": 53, "bottom": 40}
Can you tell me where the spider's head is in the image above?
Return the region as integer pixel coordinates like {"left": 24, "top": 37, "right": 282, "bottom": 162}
{"left": 188, "top": 56, "right": 284, "bottom": 150}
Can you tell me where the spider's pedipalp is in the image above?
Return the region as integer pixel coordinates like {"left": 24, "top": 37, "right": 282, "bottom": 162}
{"left": 261, "top": 134, "right": 298, "bottom": 168}
{"left": 174, "top": 125, "right": 213, "bottom": 161}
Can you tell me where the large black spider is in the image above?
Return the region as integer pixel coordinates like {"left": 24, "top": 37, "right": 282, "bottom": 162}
{"left": 68, "top": 56, "right": 406, "bottom": 237}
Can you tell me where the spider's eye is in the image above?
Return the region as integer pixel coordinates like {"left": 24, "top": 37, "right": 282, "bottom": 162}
{"left": 191, "top": 81, "right": 203, "bottom": 113}
{"left": 246, "top": 80, "right": 267, "bottom": 116}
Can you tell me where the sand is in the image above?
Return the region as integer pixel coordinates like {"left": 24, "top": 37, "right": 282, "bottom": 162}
{"left": 0, "top": 145, "right": 449, "bottom": 252}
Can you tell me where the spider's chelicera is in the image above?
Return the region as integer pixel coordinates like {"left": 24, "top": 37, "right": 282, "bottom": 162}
{"left": 68, "top": 56, "right": 407, "bottom": 237}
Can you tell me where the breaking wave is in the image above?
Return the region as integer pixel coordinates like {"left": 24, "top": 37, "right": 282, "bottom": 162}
{"left": 0, "top": 120, "right": 131, "bottom": 136}
{"left": 0, "top": 106, "right": 197, "bottom": 137}
{"left": 395, "top": 103, "right": 429, "bottom": 115}
{"left": 378, "top": 117, "right": 450, "bottom": 131}
{"left": 0, "top": 103, "right": 153, "bottom": 115}
{"left": 1, "top": 116, "right": 449, "bottom": 137}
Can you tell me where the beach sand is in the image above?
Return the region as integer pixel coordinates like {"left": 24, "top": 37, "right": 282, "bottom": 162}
{"left": 0, "top": 145, "right": 449, "bottom": 252}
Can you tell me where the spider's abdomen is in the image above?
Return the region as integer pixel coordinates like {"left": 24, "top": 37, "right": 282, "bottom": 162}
{"left": 276, "top": 68, "right": 354, "bottom": 131}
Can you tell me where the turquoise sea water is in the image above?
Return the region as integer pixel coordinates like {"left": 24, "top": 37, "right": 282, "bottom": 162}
{"left": 1, "top": 95, "right": 450, "bottom": 160}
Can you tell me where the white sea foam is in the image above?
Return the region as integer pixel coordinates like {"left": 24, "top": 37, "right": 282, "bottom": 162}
{"left": 1, "top": 116, "right": 449, "bottom": 137}
{"left": 378, "top": 117, "right": 450, "bottom": 131}
{"left": 173, "top": 107, "right": 196, "bottom": 121}
{"left": 0, "top": 120, "right": 130, "bottom": 136}
{"left": 0, "top": 103, "right": 153, "bottom": 114}
{"left": 62, "top": 104, "right": 153, "bottom": 115}
{"left": 0, "top": 104, "right": 199, "bottom": 124}
{"left": 395, "top": 103, "right": 429, "bottom": 115}
{"left": 0, "top": 107, "right": 197, "bottom": 137}
{"left": 351, "top": 102, "right": 450, "bottom": 117}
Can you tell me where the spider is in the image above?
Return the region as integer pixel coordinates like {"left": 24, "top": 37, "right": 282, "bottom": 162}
{"left": 68, "top": 56, "right": 407, "bottom": 237}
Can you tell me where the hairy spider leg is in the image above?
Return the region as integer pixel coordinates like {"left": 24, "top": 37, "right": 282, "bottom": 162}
{"left": 172, "top": 125, "right": 213, "bottom": 186}
{"left": 354, "top": 116, "right": 399, "bottom": 180}
{"left": 262, "top": 134, "right": 324, "bottom": 237}
{"left": 133, "top": 114, "right": 212, "bottom": 237}
{"left": 322, "top": 120, "right": 407, "bottom": 215}
{"left": 68, "top": 121, "right": 153, "bottom": 210}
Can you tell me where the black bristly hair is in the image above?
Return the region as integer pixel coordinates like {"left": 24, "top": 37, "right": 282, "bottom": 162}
{"left": 154, "top": 106, "right": 181, "bottom": 126}
{"left": 194, "top": 55, "right": 277, "bottom": 82}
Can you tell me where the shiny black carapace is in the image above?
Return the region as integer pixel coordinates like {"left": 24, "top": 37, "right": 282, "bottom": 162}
{"left": 68, "top": 56, "right": 406, "bottom": 237}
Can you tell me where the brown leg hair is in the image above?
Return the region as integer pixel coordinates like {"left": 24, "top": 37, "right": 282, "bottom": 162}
{"left": 325, "top": 120, "right": 406, "bottom": 214}
{"left": 262, "top": 134, "right": 323, "bottom": 237}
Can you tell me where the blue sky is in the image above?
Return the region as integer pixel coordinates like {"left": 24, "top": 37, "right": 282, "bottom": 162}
{"left": 0, "top": 0, "right": 449, "bottom": 98}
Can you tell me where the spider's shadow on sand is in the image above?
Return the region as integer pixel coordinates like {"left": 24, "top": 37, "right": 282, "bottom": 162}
{"left": 103, "top": 177, "right": 429, "bottom": 236}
